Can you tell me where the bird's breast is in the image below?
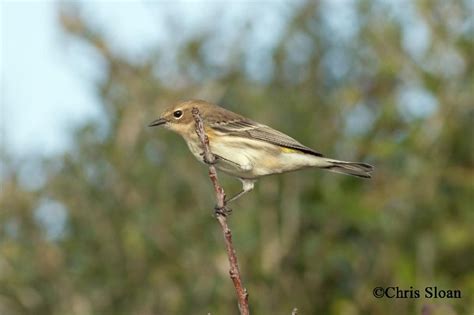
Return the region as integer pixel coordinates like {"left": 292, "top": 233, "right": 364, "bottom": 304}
{"left": 183, "top": 132, "right": 317, "bottom": 179}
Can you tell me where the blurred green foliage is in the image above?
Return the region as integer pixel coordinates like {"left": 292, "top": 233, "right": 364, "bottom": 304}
{"left": 1, "top": 1, "right": 473, "bottom": 314}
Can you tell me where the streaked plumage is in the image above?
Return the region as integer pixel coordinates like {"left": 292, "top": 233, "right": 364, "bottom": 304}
{"left": 149, "top": 99, "right": 373, "bottom": 204}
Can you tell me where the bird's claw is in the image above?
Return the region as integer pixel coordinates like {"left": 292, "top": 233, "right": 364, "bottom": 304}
{"left": 200, "top": 152, "right": 217, "bottom": 165}
{"left": 214, "top": 204, "right": 232, "bottom": 216}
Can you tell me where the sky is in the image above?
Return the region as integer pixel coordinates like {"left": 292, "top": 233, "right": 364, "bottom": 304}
{"left": 2, "top": 1, "right": 100, "bottom": 157}
{"left": 0, "top": 0, "right": 290, "bottom": 158}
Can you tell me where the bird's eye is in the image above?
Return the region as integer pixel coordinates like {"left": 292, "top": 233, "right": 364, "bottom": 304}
{"left": 173, "top": 110, "right": 183, "bottom": 119}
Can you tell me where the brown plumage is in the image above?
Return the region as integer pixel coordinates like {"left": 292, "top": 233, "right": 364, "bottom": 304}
{"left": 149, "top": 99, "right": 374, "bottom": 203}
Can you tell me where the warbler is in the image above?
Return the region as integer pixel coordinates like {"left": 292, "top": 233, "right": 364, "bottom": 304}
{"left": 149, "top": 99, "right": 373, "bottom": 204}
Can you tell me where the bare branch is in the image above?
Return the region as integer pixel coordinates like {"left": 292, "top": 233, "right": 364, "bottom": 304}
{"left": 192, "top": 107, "right": 250, "bottom": 315}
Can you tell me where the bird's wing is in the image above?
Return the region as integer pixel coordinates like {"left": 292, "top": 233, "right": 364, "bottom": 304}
{"left": 209, "top": 118, "right": 323, "bottom": 157}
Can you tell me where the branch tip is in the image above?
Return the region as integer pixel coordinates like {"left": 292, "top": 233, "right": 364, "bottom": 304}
{"left": 192, "top": 108, "right": 250, "bottom": 315}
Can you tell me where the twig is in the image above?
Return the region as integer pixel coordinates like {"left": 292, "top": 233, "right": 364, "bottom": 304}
{"left": 192, "top": 107, "right": 250, "bottom": 315}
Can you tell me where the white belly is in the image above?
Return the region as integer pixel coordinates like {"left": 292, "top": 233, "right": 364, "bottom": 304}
{"left": 184, "top": 135, "right": 321, "bottom": 179}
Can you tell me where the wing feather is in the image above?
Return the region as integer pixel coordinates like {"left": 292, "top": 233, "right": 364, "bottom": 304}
{"left": 210, "top": 118, "right": 323, "bottom": 157}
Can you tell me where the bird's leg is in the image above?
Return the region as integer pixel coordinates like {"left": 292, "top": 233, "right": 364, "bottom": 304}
{"left": 225, "top": 190, "right": 250, "bottom": 204}
{"left": 213, "top": 180, "right": 255, "bottom": 215}
{"left": 224, "top": 179, "right": 256, "bottom": 205}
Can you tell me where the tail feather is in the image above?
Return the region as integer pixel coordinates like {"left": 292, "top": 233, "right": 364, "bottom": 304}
{"left": 322, "top": 159, "right": 374, "bottom": 178}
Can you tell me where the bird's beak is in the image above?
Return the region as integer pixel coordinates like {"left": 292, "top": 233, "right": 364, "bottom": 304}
{"left": 148, "top": 118, "right": 167, "bottom": 127}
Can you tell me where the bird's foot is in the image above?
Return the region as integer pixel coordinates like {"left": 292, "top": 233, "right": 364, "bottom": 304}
{"left": 214, "top": 204, "right": 232, "bottom": 216}
{"left": 200, "top": 152, "right": 217, "bottom": 165}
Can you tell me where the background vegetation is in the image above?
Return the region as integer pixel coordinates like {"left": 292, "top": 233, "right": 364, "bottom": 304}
{"left": 1, "top": 1, "right": 473, "bottom": 314}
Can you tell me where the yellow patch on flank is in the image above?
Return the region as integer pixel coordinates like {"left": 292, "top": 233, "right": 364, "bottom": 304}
{"left": 204, "top": 126, "right": 216, "bottom": 140}
{"left": 281, "top": 147, "right": 299, "bottom": 154}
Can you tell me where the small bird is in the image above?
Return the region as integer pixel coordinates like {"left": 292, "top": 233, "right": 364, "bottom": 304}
{"left": 149, "top": 100, "right": 373, "bottom": 205}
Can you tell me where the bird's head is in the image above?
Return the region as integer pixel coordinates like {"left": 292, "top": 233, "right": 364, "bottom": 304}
{"left": 149, "top": 99, "right": 210, "bottom": 136}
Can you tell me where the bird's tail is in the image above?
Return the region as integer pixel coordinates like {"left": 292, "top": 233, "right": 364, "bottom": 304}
{"left": 319, "top": 158, "right": 374, "bottom": 178}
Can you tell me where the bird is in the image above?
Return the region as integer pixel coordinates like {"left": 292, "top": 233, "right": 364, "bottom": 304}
{"left": 149, "top": 99, "right": 373, "bottom": 205}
